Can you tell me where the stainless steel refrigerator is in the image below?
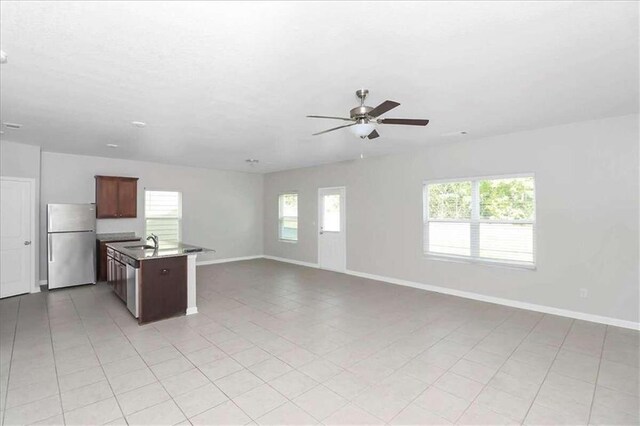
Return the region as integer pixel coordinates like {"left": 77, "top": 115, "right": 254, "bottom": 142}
{"left": 47, "top": 203, "right": 96, "bottom": 289}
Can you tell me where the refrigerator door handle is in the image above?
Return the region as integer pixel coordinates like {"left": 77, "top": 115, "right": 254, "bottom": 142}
{"left": 48, "top": 235, "right": 54, "bottom": 262}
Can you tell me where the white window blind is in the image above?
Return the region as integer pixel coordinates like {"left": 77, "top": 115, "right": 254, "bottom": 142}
{"left": 145, "top": 190, "right": 182, "bottom": 243}
{"left": 424, "top": 175, "right": 535, "bottom": 267}
{"left": 279, "top": 193, "right": 298, "bottom": 241}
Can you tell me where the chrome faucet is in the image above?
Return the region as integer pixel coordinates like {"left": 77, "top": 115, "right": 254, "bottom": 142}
{"left": 147, "top": 233, "right": 159, "bottom": 249}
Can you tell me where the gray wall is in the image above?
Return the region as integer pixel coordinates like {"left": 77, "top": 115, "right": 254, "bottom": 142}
{"left": 1, "top": 140, "right": 42, "bottom": 285}
{"left": 40, "top": 152, "right": 264, "bottom": 280}
{"left": 264, "top": 114, "right": 640, "bottom": 323}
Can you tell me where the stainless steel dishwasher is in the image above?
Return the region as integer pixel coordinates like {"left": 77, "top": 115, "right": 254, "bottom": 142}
{"left": 122, "top": 255, "right": 140, "bottom": 318}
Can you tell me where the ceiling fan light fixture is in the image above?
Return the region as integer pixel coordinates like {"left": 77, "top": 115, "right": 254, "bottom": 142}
{"left": 350, "top": 122, "right": 375, "bottom": 138}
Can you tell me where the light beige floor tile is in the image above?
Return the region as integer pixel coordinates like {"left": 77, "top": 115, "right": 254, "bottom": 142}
{"left": 102, "top": 355, "right": 147, "bottom": 379}
{"left": 293, "top": 385, "right": 348, "bottom": 421}
{"left": 160, "top": 368, "right": 209, "bottom": 398}
{"left": 277, "top": 346, "right": 318, "bottom": 368}
{"left": 434, "top": 372, "right": 484, "bottom": 401}
{"left": 592, "top": 385, "right": 639, "bottom": 416}
{"left": 397, "top": 359, "right": 447, "bottom": 384}
{"left": 298, "top": 358, "right": 343, "bottom": 383}
{"left": 200, "top": 357, "right": 244, "bottom": 381}
{"left": 126, "top": 399, "right": 186, "bottom": 425}
{"left": 413, "top": 387, "right": 470, "bottom": 423}
{"left": 190, "top": 400, "right": 251, "bottom": 426}
{"left": 524, "top": 402, "right": 588, "bottom": 425}
{"left": 457, "top": 402, "right": 520, "bottom": 425}
{"left": 232, "top": 383, "right": 287, "bottom": 419}
{"left": 248, "top": 357, "right": 293, "bottom": 382}
{"left": 215, "top": 369, "right": 264, "bottom": 398}
{"left": 140, "top": 346, "right": 183, "bottom": 366}
{"left": 389, "top": 402, "right": 453, "bottom": 425}
{"left": 256, "top": 401, "right": 318, "bottom": 425}
{"left": 597, "top": 359, "right": 639, "bottom": 396}
{"left": 450, "top": 358, "right": 498, "bottom": 385}
{"left": 64, "top": 397, "right": 123, "bottom": 426}
{"left": 108, "top": 367, "right": 157, "bottom": 394}
{"left": 150, "top": 357, "right": 194, "bottom": 379}
{"left": 323, "top": 370, "right": 371, "bottom": 400}
{"left": 3, "top": 394, "right": 62, "bottom": 425}
{"left": 550, "top": 349, "right": 600, "bottom": 383}
{"left": 30, "top": 413, "right": 65, "bottom": 425}
{"left": 232, "top": 347, "right": 273, "bottom": 368}
{"left": 115, "top": 381, "right": 171, "bottom": 416}
{"left": 487, "top": 371, "right": 540, "bottom": 400}
{"left": 269, "top": 370, "right": 318, "bottom": 399}
{"left": 4, "top": 378, "right": 59, "bottom": 409}
{"left": 589, "top": 401, "right": 640, "bottom": 426}
{"left": 476, "top": 386, "right": 532, "bottom": 422}
{"left": 352, "top": 387, "right": 409, "bottom": 422}
{"left": 61, "top": 380, "right": 114, "bottom": 412}
{"left": 323, "top": 403, "right": 385, "bottom": 425}
{"left": 174, "top": 383, "right": 228, "bottom": 418}
{"left": 185, "top": 345, "right": 227, "bottom": 366}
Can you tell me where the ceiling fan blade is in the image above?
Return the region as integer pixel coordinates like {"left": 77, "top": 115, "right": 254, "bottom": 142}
{"left": 307, "top": 115, "right": 354, "bottom": 122}
{"left": 312, "top": 123, "right": 356, "bottom": 136}
{"left": 367, "top": 129, "right": 380, "bottom": 140}
{"left": 368, "top": 100, "right": 400, "bottom": 117}
{"left": 379, "top": 118, "right": 430, "bottom": 126}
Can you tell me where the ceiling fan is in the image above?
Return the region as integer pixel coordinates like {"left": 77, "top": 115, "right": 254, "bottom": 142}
{"left": 307, "top": 89, "right": 429, "bottom": 140}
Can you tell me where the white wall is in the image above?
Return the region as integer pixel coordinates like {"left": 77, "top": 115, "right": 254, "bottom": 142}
{"left": 40, "top": 152, "right": 264, "bottom": 280}
{"left": 264, "top": 114, "right": 640, "bottom": 324}
{"left": 1, "top": 140, "right": 41, "bottom": 285}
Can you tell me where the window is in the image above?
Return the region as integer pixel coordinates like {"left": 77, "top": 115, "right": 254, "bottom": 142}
{"left": 423, "top": 175, "right": 535, "bottom": 267}
{"left": 145, "top": 190, "right": 182, "bottom": 243}
{"left": 279, "top": 193, "right": 298, "bottom": 241}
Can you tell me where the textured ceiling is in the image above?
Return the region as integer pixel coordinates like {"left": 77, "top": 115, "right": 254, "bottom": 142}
{"left": 1, "top": 1, "right": 638, "bottom": 173}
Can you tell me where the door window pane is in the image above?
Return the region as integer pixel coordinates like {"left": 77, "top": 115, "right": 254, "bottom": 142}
{"left": 323, "top": 194, "right": 341, "bottom": 232}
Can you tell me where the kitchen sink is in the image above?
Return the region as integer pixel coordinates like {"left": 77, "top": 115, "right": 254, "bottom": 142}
{"left": 124, "top": 244, "right": 156, "bottom": 250}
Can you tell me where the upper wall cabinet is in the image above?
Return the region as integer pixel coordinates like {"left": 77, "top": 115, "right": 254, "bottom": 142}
{"left": 95, "top": 175, "right": 139, "bottom": 218}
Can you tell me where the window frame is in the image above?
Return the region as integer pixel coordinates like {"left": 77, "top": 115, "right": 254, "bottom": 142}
{"left": 144, "top": 189, "right": 183, "bottom": 243}
{"left": 423, "top": 173, "right": 536, "bottom": 270}
{"left": 278, "top": 192, "right": 298, "bottom": 243}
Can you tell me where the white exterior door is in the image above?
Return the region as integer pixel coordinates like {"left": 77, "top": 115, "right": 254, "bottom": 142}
{"left": 318, "top": 187, "right": 346, "bottom": 272}
{"left": 1, "top": 178, "right": 34, "bottom": 298}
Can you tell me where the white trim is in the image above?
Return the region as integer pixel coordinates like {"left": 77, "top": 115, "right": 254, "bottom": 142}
{"left": 344, "top": 268, "right": 639, "bottom": 330}
{"left": 1, "top": 176, "right": 37, "bottom": 294}
{"left": 263, "top": 255, "right": 319, "bottom": 269}
{"left": 186, "top": 307, "right": 198, "bottom": 315}
{"left": 196, "top": 255, "right": 264, "bottom": 266}
{"left": 39, "top": 280, "right": 48, "bottom": 286}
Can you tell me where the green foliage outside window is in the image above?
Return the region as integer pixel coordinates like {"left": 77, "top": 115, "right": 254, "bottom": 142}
{"left": 479, "top": 177, "right": 534, "bottom": 220}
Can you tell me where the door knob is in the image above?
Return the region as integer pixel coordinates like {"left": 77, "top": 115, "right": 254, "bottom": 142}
{"left": 24, "top": 241, "right": 31, "bottom": 245}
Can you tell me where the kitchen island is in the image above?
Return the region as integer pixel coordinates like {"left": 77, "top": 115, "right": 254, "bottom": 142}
{"left": 105, "top": 241, "right": 206, "bottom": 324}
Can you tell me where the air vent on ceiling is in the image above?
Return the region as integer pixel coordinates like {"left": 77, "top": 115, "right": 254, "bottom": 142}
{"left": 3, "top": 122, "right": 22, "bottom": 129}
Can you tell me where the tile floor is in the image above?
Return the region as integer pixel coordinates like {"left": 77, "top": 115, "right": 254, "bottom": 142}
{"left": 0, "top": 259, "right": 638, "bottom": 425}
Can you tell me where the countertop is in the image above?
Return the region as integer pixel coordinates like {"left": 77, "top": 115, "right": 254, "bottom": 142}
{"left": 106, "top": 241, "right": 210, "bottom": 260}
{"left": 97, "top": 232, "right": 141, "bottom": 242}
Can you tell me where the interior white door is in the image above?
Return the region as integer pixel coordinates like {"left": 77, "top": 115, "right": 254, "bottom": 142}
{"left": 1, "top": 178, "right": 33, "bottom": 298}
{"left": 318, "top": 187, "right": 346, "bottom": 272}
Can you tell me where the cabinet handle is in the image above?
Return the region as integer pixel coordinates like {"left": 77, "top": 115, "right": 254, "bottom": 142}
{"left": 160, "top": 269, "right": 169, "bottom": 275}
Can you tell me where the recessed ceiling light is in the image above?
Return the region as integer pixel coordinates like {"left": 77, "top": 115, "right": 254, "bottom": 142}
{"left": 441, "top": 130, "right": 468, "bottom": 137}
{"left": 245, "top": 159, "right": 259, "bottom": 165}
{"left": 0, "top": 51, "right": 7, "bottom": 64}
{"left": 3, "top": 122, "right": 22, "bottom": 129}
{"left": 106, "top": 144, "right": 119, "bottom": 148}
{"left": 131, "top": 121, "right": 146, "bottom": 128}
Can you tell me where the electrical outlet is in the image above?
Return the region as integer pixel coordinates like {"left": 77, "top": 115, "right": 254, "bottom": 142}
{"left": 580, "top": 288, "right": 589, "bottom": 299}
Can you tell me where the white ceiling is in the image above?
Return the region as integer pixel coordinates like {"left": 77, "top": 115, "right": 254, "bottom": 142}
{"left": 1, "top": 1, "right": 637, "bottom": 173}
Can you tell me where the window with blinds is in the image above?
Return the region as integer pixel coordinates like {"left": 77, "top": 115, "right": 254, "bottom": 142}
{"left": 423, "top": 175, "right": 536, "bottom": 267}
{"left": 145, "top": 190, "right": 182, "bottom": 243}
{"left": 279, "top": 193, "right": 298, "bottom": 241}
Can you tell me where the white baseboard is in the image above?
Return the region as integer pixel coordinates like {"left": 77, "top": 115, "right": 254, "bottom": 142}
{"left": 186, "top": 307, "right": 198, "bottom": 315}
{"left": 263, "top": 255, "right": 319, "bottom": 269}
{"left": 39, "top": 279, "right": 47, "bottom": 286}
{"left": 196, "top": 255, "right": 263, "bottom": 266}
{"left": 344, "top": 269, "right": 640, "bottom": 331}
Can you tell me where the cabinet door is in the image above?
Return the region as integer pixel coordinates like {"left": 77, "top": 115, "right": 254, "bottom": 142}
{"left": 117, "top": 178, "right": 138, "bottom": 218}
{"left": 139, "top": 256, "right": 187, "bottom": 324}
{"left": 95, "top": 176, "right": 120, "bottom": 218}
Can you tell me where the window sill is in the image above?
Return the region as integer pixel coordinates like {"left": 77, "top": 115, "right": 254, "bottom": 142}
{"left": 279, "top": 239, "right": 298, "bottom": 244}
{"left": 424, "top": 253, "right": 536, "bottom": 271}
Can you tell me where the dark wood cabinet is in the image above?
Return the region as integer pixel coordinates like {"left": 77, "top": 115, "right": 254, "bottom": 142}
{"left": 139, "top": 256, "right": 187, "bottom": 324}
{"left": 95, "top": 176, "right": 139, "bottom": 218}
{"left": 97, "top": 238, "right": 140, "bottom": 281}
